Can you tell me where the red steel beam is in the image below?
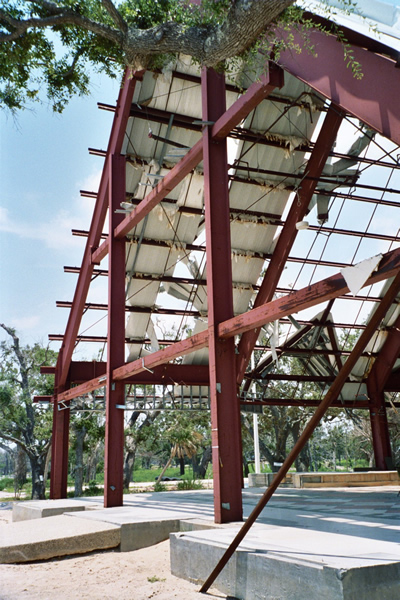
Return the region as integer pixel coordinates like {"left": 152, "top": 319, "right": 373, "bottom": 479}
{"left": 200, "top": 269, "right": 400, "bottom": 594}
{"left": 219, "top": 246, "right": 400, "bottom": 340}
{"left": 236, "top": 104, "right": 344, "bottom": 383}
{"left": 104, "top": 155, "right": 126, "bottom": 508}
{"left": 57, "top": 330, "right": 208, "bottom": 402}
{"left": 202, "top": 67, "right": 243, "bottom": 523}
{"left": 56, "top": 70, "right": 140, "bottom": 388}
{"left": 67, "top": 361, "right": 209, "bottom": 385}
{"left": 56, "top": 246, "right": 400, "bottom": 403}
{"left": 367, "top": 312, "right": 400, "bottom": 469}
{"left": 102, "top": 66, "right": 283, "bottom": 246}
{"left": 278, "top": 28, "right": 400, "bottom": 145}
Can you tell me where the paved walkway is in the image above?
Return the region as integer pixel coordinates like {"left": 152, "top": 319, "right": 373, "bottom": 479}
{"left": 1, "top": 485, "right": 399, "bottom": 563}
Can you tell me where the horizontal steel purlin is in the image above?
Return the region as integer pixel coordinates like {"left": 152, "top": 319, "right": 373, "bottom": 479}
{"left": 91, "top": 68, "right": 282, "bottom": 263}
{"left": 56, "top": 246, "right": 400, "bottom": 403}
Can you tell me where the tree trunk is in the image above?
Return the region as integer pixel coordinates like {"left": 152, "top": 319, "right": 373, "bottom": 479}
{"left": 30, "top": 454, "right": 46, "bottom": 500}
{"left": 243, "top": 456, "right": 250, "bottom": 478}
{"left": 123, "top": 447, "right": 136, "bottom": 490}
{"left": 179, "top": 456, "right": 185, "bottom": 476}
{"left": 193, "top": 446, "right": 212, "bottom": 479}
{"left": 74, "top": 426, "right": 87, "bottom": 497}
{"left": 14, "top": 446, "right": 27, "bottom": 498}
{"left": 156, "top": 454, "right": 174, "bottom": 484}
{"left": 43, "top": 445, "right": 51, "bottom": 487}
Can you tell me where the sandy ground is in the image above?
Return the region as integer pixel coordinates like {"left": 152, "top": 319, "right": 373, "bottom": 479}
{"left": 0, "top": 508, "right": 226, "bottom": 600}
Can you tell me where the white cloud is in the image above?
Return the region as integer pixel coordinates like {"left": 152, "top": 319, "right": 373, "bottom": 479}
{"left": 10, "top": 315, "right": 40, "bottom": 331}
{"left": 0, "top": 194, "right": 96, "bottom": 251}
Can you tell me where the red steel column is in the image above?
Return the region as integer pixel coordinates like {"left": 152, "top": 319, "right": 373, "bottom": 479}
{"left": 50, "top": 349, "right": 69, "bottom": 499}
{"left": 367, "top": 312, "right": 400, "bottom": 469}
{"left": 369, "top": 389, "right": 392, "bottom": 470}
{"left": 202, "top": 67, "right": 243, "bottom": 523}
{"left": 104, "top": 154, "right": 126, "bottom": 508}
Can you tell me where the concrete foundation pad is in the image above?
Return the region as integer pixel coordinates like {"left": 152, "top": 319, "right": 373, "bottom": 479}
{"left": 67, "top": 508, "right": 182, "bottom": 552}
{"left": 170, "top": 525, "right": 400, "bottom": 600}
{"left": 12, "top": 498, "right": 101, "bottom": 522}
{"left": 0, "top": 514, "right": 120, "bottom": 564}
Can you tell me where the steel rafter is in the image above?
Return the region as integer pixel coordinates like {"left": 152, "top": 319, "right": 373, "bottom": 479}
{"left": 92, "top": 66, "right": 283, "bottom": 262}
{"left": 49, "top": 71, "right": 140, "bottom": 500}
{"left": 236, "top": 105, "right": 344, "bottom": 383}
{"left": 56, "top": 70, "right": 140, "bottom": 389}
{"left": 278, "top": 28, "right": 400, "bottom": 144}
{"left": 55, "top": 247, "right": 400, "bottom": 403}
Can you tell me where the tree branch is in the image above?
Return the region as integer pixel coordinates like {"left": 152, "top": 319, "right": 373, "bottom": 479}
{"left": 0, "top": 431, "right": 29, "bottom": 452}
{"left": 0, "top": 8, "right": 123, "bottom": 47}
{"left": 101, "top": 0, "right": 127, "bottom": 33}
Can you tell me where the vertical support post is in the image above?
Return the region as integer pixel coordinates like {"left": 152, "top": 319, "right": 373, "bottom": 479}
{"left": 50, "top": 349, "right": 70, "bottom": 499}
{"left": 104, "top": 154, "right": 126, "bottom": 508}
{"left": 202, "top": 67, "right": 243, "bottom": 523}
{"left": 366, "top": 312, "right": 400, "bottom": 469}
{"left": 369, "top": 390, "right": 392, "bottom": 470}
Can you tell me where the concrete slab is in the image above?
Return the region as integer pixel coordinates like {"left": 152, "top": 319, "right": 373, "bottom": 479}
{"left": 170, "top": 525, "right": 400, "bottom": 600}
{"left": 67, "top": 508, "right": 182, "bottom": 552}
{"left": 0, "top": 514, "right": 120, "bottom": 564}
{"left": 12, "top": 498, "right": 101, "bottom": 522}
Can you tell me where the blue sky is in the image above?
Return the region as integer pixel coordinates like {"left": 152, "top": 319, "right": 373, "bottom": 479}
{"left": 1, "top": 0, "right": 400, "bottom": 351}
{"left": 0, "top": 72, "right": 121, "bottom": 348}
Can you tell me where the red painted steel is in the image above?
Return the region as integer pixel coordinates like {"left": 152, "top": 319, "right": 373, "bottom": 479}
{"left": 278, "top": 29, "right": 400, "bottom": 144}
{"left": 57, "top": 70, "right": 139, "bottom": 388}
{"left": 210, "top": 65, "right": 283, "bottom": 140}
{"left": 202, "top": 67, "right": 243, "bottom": 523}
{"left": 236, "top": 105, "right": 343, "bottom": 383}
{"left": 219, "top": 247, "right": 400, "bottom": 339}
{"left": 104, "top": 155, "right": 126, "bottom": 508}
{"left": 57, "top": 330, "right": 209, "bottom": 402}
{"left": 50, "top": 348, "right": 70, "bottom": 499}
{"left": 200, "top": 269, "right": 400, "bottom": 594}
{"left": 367, "top": 312, "right": 400, "bottom": 469}
{"left": 50, "top": 71, "right": 139, "bottom": 499}
{"left": 110, "top": 68, "right": 282, "bottom": 242}
{"left": 68, "top": 361, "right": 209, "bottom": 385}
{"left": 56, "top": 247, "right": 400, "bottom": 403}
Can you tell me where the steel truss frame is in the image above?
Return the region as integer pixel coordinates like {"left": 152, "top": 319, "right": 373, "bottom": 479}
{"left": 49, "top": 22, "right": 400, "bottom": 527}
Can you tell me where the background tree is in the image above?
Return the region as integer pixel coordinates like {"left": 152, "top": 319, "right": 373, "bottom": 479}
{"left": 0, "top": 324, "right": 57, "bottom": 499}
{"left": 155, "top": 412, "right": 204, "bottom": 483}
{"left": 0, "top": 0, "right": 297, "bottom": 111}
{"left": 1, "top": 1, "right": 366, "bottom": 113}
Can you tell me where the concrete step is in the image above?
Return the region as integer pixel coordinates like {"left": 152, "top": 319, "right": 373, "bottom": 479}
{"left": 0, "top": 514, "right": 120, "bottom": 564}
{"left": 171, "top": 525, "right": 400, "bottom": 600}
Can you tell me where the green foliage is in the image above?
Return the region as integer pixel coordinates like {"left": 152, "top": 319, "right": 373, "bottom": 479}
{"left": 0, "top": 476, "right": 14, "bottom": 492}
{"left": 153, "top": 481, "right": 166, "bottom": 492}
{"left": 147, "top": 575, "right": 166, "bottom": 583}
{"left": 176, "top": 477, "right": 203, "bottom": 491}
{"left": 84, "top": 479, "right": 103, "bottom": 495}
{"left": 0, "top": 1, "right": 369, "bottom": 113}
